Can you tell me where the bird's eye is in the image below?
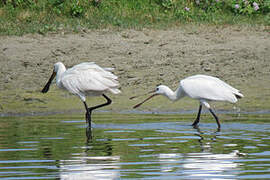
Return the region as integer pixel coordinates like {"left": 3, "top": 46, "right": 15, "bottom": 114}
{"left": 156, "top": 88, "right": 159, "bottom": 91}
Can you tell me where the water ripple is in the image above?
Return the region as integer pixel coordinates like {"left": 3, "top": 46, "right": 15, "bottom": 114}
{"left": 1, "top": 115, "right": 270, "bottom": 179}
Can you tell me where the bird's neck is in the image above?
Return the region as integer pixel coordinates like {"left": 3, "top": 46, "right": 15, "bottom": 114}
{"left": 56, "top": 65, "right": 66, "bottom": 87}
{"left": 164, "top": 86, "right": 185, "bottom": 101}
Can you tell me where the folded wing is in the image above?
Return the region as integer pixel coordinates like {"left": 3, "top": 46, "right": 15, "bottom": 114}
{"left": 61, "top": 62, "right": 121, "bottom": 96}
{"left": 180, "top": 75, "right": 243, "bottom": 103}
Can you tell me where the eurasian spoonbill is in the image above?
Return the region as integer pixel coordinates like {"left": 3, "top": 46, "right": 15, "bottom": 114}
{"left": 41, "top": 62, "right": 121, "bottom": 128}
{"left": 133, "top": 74, "right": 243, "bottom": 128}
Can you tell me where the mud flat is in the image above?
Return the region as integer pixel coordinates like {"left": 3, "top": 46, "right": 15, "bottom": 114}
{"left": 0, "top": 25, "right": 269, "bottom": 116}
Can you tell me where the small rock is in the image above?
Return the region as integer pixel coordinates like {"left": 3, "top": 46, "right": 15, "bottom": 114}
{"left": 127, "top": 75, "right": 135, "bottom": 79}
{"left": 204, "top": 67, "right": 211, "bottom": 72}
{"left": 22, "top": 61, "right": 30, "bottom": 68}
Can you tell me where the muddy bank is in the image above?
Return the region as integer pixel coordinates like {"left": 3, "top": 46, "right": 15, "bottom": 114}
{"left": 0, "top": 25, "right": 270, "bottom": 115}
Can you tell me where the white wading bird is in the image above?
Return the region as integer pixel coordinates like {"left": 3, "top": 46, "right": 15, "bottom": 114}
{"left": 41, "top": 62, "right": 121, "bottom": 127}
{"left": 133, "top": 75, "right": 243, "bottom": 129}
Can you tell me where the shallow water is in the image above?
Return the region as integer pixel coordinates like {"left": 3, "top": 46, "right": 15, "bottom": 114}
{"left": 0, "top": 114, "right": 270, "bottom": 179}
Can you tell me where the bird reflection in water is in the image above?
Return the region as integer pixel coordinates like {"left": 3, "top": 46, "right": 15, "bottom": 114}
{"left": 59, "top": 127, "right": 119, "bottom": 180}
{"left": 158, "top": 127, "right": 245, "bottom": 179}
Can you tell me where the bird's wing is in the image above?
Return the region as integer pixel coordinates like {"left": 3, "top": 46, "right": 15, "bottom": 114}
{"left": 61, "top": 62, "right": 120, "bottom": 95}
{"left": 190, "top": 75, "right": 242, "bottom": 94}
{"left": 180, "top": 75, "right": 240, "bottom": 103}
{"left": 198, "top": 75, "right": 243, "bottom": 98}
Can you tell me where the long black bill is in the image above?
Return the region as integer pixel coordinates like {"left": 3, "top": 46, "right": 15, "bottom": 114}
{"left": 130, "top": 90, "right": 156, "bottom": 100}
{"left": 41, "top": 71, "right": 56, "bottom": 93}
{"left": 133, "top": 94, "right": 158, "bottom": 108}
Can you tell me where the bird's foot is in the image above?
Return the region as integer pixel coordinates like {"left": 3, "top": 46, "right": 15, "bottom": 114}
{"left": 191, "top": 124, "right": 199, "bottom": 129}
{"left": 191, "top": 121, "right": 199, "bottom": 127}
{"left": 191, "top": 118, "right": 200, "bottom": 127}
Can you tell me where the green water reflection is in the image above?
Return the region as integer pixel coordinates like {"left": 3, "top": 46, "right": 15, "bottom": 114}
{"left": 0, "top": 113, "right": 270, "bottom": 179}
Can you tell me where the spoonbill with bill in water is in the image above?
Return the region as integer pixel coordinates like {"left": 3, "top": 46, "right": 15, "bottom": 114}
{"left": 133, "top": 74, "right": 243, "bottom": 129}
{"left": 41, "top": 62, "right": 121, "bottom": 128}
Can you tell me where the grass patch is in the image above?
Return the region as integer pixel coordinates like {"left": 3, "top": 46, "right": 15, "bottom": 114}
{"left": 0, "top": 0, "right": 269, "bottom": 35}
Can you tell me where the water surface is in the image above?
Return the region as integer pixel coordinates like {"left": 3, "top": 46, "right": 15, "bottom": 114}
{"left": 0, "top": 114, "right": 270, "bottom": 179}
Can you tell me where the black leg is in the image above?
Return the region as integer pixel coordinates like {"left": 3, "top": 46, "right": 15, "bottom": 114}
{"left": 192, "top": 104, "right": 202, "bottom": 127}
{"left": 84, "top": 94, "right": 112, "bottom": 128}
{"left": 88, "top": 94, "right": 112, "bottom": 112}
{"left": 209, "top": 108, "right": 221, "bottom": 129}
{"left": 83, "top": 101, "right": 92, "bottom": 127}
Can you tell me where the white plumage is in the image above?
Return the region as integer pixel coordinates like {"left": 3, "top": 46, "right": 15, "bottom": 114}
{"left": 55, "top": 62, "right": 121, "bottom": 101}
{"left": 180, "top": 75, "right": 243, "bottom": 106}
{"left": 133, "top": 74, "right": 243, "bottom": 128}
{"left": 42, "top": 62, "right": 121, "bottom": 127}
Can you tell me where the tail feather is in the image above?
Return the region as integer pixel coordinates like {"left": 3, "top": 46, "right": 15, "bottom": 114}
{"left": 109, "top": 88, "right": 121, "bottom": 94}
{"left": 235, "top": 94, "right": 242, "bottom": 99}
{"left": 235, "top": 92, "right": 244, "bottom": 99}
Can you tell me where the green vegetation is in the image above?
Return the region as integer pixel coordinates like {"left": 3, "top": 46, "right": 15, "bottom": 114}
{"left": 0, "top": 0, "right": 269, "bottom": 35}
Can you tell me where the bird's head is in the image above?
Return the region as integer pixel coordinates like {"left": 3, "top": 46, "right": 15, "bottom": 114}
{"left": 41, "top": 62, "right": 62, "bottom": 93}
{"left": 154, "top": 85, "right": 171, "bottom": 96}
{"left": 53, "top": 62, "right": 64, "bottom": 73}
{"left": 133, "top": 84, "right": 168, "bottom": 109}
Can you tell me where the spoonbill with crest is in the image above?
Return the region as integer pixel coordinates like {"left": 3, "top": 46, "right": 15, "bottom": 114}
{"left": 41, "top": 62, "right": 121, "bottom": 128}
{"left": 133, "top": 74, "right": 243, "bottom": 129}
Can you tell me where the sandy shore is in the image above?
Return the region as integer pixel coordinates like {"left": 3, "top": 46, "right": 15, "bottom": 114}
{"left": 0, "top": 25, "right": 270, "bottom": 115}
